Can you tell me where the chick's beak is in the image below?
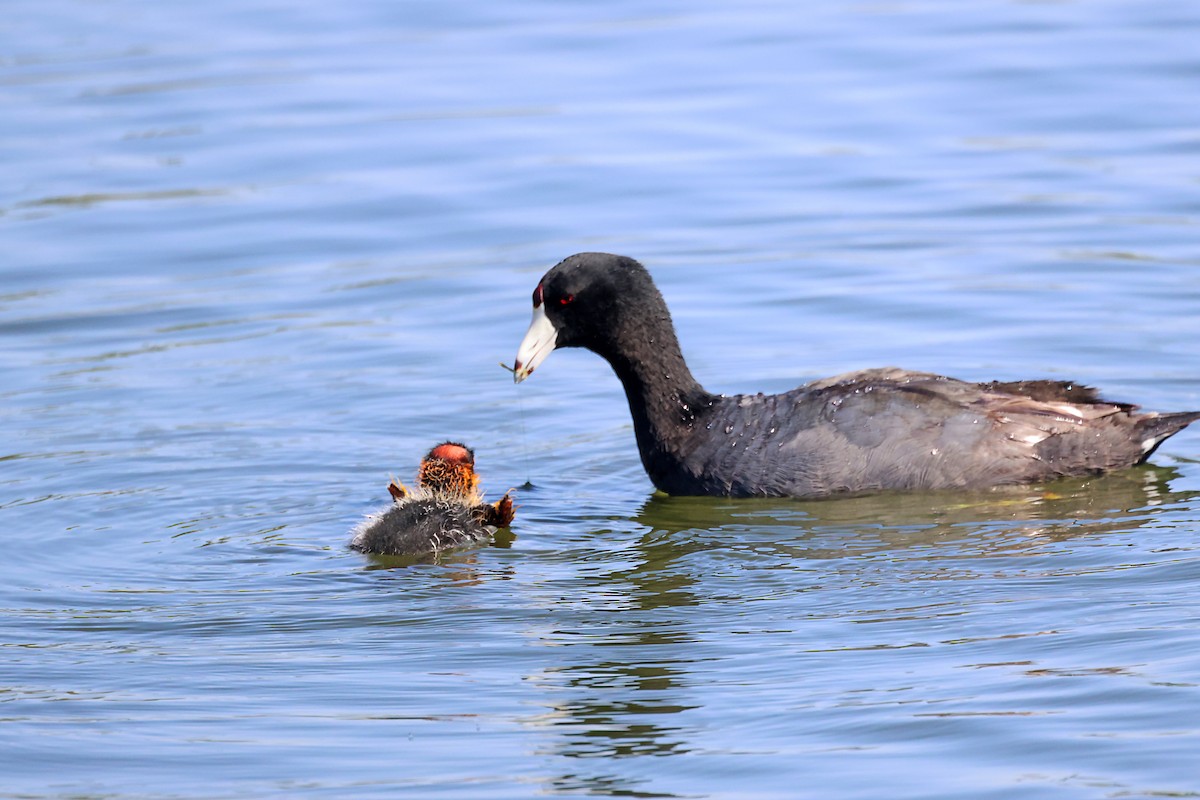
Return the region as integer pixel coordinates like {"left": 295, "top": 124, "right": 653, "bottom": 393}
{"left": 513, "top": 302, "right": 558, "bottom": 383}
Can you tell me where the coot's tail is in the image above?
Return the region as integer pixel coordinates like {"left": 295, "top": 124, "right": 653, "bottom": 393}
{"left": 1136, "top": 411, "right": 1200, "bottom": 462}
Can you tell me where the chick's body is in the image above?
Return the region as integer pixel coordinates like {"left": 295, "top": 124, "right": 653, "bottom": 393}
{"left": 351, "top": 442, "right": 513, "bottom": 558}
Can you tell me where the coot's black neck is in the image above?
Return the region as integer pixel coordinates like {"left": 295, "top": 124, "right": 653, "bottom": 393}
{"left": 599, "top": 322, "right": 717, "bottom": 491}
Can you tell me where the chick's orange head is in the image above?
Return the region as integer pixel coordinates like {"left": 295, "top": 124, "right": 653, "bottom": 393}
{"left": 418, "top": 441, "right": 480, "bottom": 497}
{"left": 426, "top": 442, "right": 474, "bottom": 467}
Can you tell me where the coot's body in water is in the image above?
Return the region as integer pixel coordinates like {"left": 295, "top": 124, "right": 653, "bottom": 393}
{"left": 351, "top": 442, "right": 514, "bottom": 557}
{"left": 512, "top": 253, "right": 1199, "bottom": 499}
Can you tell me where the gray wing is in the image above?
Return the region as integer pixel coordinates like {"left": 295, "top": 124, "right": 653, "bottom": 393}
{"left": 701, "top": 368, "right": 1145, "bottom": 497}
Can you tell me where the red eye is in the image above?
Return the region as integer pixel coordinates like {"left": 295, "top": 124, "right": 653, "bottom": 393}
{"left": 559, "top": 294, "right": 574, "bottom": 306}
{"left": 532, "top": 283, "right": 544, "bottom": 308}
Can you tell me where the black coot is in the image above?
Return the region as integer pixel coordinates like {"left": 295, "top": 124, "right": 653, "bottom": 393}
{"left": 512, "top": 252, "right": 1199, "bottom": 498}
{"left": 351, "top": 442, "right": 514, "bottom": 557}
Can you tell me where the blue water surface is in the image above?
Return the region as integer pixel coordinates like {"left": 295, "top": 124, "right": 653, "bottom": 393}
{"left": 3, "top": 1, "right": 1200, "bottom": 797}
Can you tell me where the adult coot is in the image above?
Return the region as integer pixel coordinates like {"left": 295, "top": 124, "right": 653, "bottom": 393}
{"left": 351, "top": 442, "right": 514, "bottom": 557}
{"left": 512, "top": 252, "right": 1198, "bottom": 498}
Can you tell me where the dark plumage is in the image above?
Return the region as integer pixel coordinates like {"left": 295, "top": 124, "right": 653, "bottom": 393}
{"left": 351, "top": 494, "right": 496, "bottom": 557}
{"left": 512, "top": 252, "right": 1199, "bottom": 499}
{"left": 351, "top": 442, "right": 514, "bottom": 558}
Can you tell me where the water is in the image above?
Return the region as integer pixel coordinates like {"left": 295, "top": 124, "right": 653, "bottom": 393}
{"left": 3, "top": 0, "right": 1200, "bottom": 797}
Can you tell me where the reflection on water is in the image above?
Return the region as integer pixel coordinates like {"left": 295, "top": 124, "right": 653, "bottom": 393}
{"left": 526, "top": 602, "right": 701, "bottom": 795}
{"left": 512, "top": 465, "right": 1199, "bottom": 797}
{"left": 358, "top": 527, "right": 518, "bottom": 570}
{"left": 653, "top": 469, "right": 1178, "bottom": 558}
{"left": 636, "top": 465, "right": 1191, "bottom": 559}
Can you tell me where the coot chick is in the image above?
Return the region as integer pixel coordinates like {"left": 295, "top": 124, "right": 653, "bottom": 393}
{"left": 512, "top": 252, "right": 1199, "bottom": 498}
{"left": 351, "top": 442, "right": 514, "bottom": 557}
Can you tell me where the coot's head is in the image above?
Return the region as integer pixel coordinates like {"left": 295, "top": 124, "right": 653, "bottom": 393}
{"left": 417, "top": 441, "right": 480, "bottom": 497}
{"left": 512, "top": 253, "right": 661, "bottom": 382}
